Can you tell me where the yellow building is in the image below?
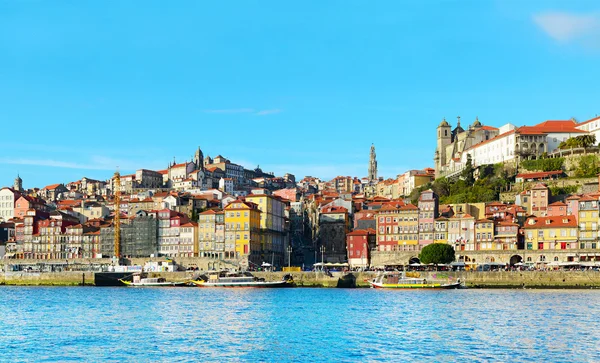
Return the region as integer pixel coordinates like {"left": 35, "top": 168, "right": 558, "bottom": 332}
{"left": 474, "top": 219, "right": 495, "bottom": 250}
{"left": 245, "top": 194, "right": 286, "bottom": 265}
{"left": 578, "top": 196, "right": 598, "bottom": 249}
{"left": 523, "top": 215, "right": 578, "bottom": 251}
{"left": 198, "top": 209, "right": 217, "bottom": 258}
{"left": 224, "top": 200, "right": 261, "bottom": 266}
{"left": 434, "top": 217, "right": 449, "bottom": 244}
{"left": 397, "top": 204, "right": 419, "bottom": 247}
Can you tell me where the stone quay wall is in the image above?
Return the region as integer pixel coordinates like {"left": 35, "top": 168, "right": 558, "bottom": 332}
{"left": 3, "top": 270, "right": 600, "bottom": 288}
{"left": 371, "top": 249, "right": 600, "bottom": 266}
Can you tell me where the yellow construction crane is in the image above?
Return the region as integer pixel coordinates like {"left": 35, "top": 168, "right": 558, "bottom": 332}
{"left": 113, "top": 171, "right": 121, "bottom": 259}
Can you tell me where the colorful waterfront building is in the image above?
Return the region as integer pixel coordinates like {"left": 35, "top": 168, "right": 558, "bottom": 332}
{"left": 493, "top": 221, "right": 520, "bottom": 250}
{"left": 577, "top": 196, "right": 598, "bottom": 249}
{"left": 530, "top": 183, "right": 549, "bottom": 217}
{"left": 375, "top": 204, "right": 401, "bottom": 251}
{"left": 474, "top": 218, "right": 495, "bottom": 250}
{"left": 346, "top": 228, "right": 376, "bottom": 268}
{"left": 522, "top": 215, "right": 578, "bottom": 251}
{"left": 180, "top": 222, "right": 197, "bottom": 257}
{"left": 224, "top": 200, "right": 261, "bottom": 267}
{"left": 418, "top": 189, "right": 438, "bottom": 246}
{"left": 397, "top": 204, "right": 420, "bottom": 250}
{"left": 434, "top": 217, "right": 449, "bottom": 244}
{"left": 198, "top": 210, "right": 218, "bottom": 258}
{"left": 547, "top": 201, "right": 568, "bottom": 217}
{"left": 448, "top": 213, "right": 475, "bottom": 251}
{"left": 246, "top": 193, "right": 287, "bottom": 266}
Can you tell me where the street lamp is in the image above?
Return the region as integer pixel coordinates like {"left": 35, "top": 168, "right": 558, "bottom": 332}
{"left": 287, "top": 246, "right": 292, "bottom": 268}
{"left": 320, "top": 245, "right": 325, "bottom": 265}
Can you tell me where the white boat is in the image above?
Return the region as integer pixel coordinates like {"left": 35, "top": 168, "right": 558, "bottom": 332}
{"left": 120, "top": 274, "right": 185, "bottom": 287}
{"left": 190, "top": 271, "right": 294, "bottom": 288}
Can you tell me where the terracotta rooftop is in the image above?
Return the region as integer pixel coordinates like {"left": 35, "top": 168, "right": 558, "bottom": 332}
{"left": 523, "top": 215, "right": 577, "bottom": 229}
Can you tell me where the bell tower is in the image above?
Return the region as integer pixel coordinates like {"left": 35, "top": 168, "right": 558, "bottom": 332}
{"left": 13, "top": 174, "right": 23, "bottom": 192}
{"left": 193, "top": 146, "right": 204, "bottom": 171}
{"left": 368, "top": 144, "right": 378, "bottom": 182}
{"left": 435, "top": 118, "right": 452, "bottom": 177}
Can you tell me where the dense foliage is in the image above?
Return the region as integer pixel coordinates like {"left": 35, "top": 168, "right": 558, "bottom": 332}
{"left": 520, "top": 157, "right": 564, "bottom": 172}
{"left": 573, "top": 155, "right": 600, "bottom": 178}
{"left": 410, "top": 163, "right": 511, "bottom": 205}
{"left": 549, "top": 185, "right": 579, "bottom": 196}
{"left": 419, "top": 243, "right": 456, "bottom": 264}
{"left": 559, "top": 135, "right": 597, "bottom": 149}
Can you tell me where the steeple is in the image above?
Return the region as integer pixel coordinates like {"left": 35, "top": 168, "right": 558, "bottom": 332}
{"left": 193, "top": 146, "right": 204, "bottom": 170}
{"left": 13, "top": 174, "right": 23, "bottom": 192}
{"left": 368, "top": 144, "right": 378, "bottom": 182}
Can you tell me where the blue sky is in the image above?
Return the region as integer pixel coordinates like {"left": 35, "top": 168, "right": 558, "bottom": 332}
{"left": 1, "top": 1, "right": 599, "bottom": 189}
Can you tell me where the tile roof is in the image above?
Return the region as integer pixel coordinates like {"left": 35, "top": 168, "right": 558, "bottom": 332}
{"left": 523, "top": 215, "right": 577, "bottom": 229}
{"left": 346, "top": 228, "right": 376, "bottom": 236}
{"left": 548, "top": 201, "right": 567, "bottom": 207}
{"left": 518, "top": 120, "right": 585, "bottom": 135}
{"left": 43, "top": 183, "right": 62, "bottom": 190}
{"left": 576, "top": 115, "right": 600, "bottom": 127}
{"left": 516, "top": 170, "right": 564, "bottom": 179}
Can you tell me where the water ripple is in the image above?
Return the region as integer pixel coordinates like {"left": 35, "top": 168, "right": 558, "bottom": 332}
{"left": 1, "top": 287, "right": 600, "bottom": 362}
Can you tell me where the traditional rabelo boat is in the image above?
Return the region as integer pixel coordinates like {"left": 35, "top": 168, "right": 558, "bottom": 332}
{"left": 120, "top": 273, "right": 186, "bottom": 287}
{"left": 368, "top": 271, "right": 462, "bottom": 289}
{"left": 190, "top": 271, "right": 294, "bottom": 288}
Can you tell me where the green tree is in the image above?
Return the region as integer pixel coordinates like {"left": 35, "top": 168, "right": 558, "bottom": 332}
{"left": 574, "top": 155, "right": 600, "bottom": 177}
{"left": 419, "top": 243, "right": 456, "bottom": 264}
{"left": 578, "top": 134, "right": 597, "bottom": 149}
{"left": 462, "top": 154, "right": 475, "bottom": 186}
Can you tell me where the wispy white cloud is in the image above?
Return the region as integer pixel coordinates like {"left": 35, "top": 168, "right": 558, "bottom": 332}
{"left": 0, "top": 155, "right": 164, "bottom": 172}
{"left": 256, "top": 109, "right": 282, "bottom": 116}
{"left": 0, "top": 158, "right": 111, "bottom": 170}
{"left": 533, "top": 12, "right": 600, "bottom": 42}
{"left": 203, "top": 108, "right": 255, "bottom": 114}
{"left": 203, "top": 108, "right": 282, "bottom": 116}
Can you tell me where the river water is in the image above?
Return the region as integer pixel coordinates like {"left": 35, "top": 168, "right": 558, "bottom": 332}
{"left": 1, "top": 287, "right": 599, "bottom": 362}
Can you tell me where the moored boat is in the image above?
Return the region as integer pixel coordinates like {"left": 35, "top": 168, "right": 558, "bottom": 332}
{"left": 368, "top": 271, "right": 462, "bottom": 289}
{"left": 190, "top": 271, "right": 295, "bottom": 288}
{"left": 120, "top": 274, "right": 186, "bottom": 287}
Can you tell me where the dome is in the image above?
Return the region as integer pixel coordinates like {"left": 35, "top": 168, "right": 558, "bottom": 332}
{"left": 472, "top": 116, "right": 481, "bottom": 128}
{"left": 438, "top": 118, "right": 450, "bottom": 127}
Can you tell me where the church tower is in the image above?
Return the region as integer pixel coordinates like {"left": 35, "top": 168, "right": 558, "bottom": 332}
{"left": 368, "top": 144, "right": 378, "bottom": 182}
{"left": 13, "top": 174, "right": 23, "bottom": 192}
{"left": 193, "top": 146, "right": 204, "bottom": 171}
{"left": 435, "top": 118, "right": 452, "bottom": 177}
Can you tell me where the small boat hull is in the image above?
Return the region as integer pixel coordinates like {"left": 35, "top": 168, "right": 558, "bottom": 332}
{"left": 121, "top": 280, "right": 186, "bottom": 287}
{"left": 190, "top": 280, "right": 294, "bottom": 288}
{"left": 369, "top": 281, "right": 462, "bottom": 289}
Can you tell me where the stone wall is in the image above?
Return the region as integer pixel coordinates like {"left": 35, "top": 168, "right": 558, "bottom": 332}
{"left": 372, "top": 249, "right": 600, "bottom": 266}
{"left": 4, "top": 269, "right": 600, "bottom": 288}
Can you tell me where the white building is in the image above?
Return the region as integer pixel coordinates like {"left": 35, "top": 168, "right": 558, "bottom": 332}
{"left": 0, "top": 188, "right": 20, "bottom": 222}
{"left": 168, "top": 162, "right": 195, "bottom": 187}
{"left": 219, "top": 178, "right": 234, "bottom": 194}
{"left": 455, "top": 119, "right": 588, "bottom": 172}
{"left": 575, "top": 115, "right": 600, "bottom": 141}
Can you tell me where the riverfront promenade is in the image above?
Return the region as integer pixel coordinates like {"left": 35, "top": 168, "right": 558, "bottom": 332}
{"left": 4, "top": 269, "right": 600, "bottom": 288}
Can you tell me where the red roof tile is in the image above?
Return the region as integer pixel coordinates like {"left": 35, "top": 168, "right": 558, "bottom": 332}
{"left": 523, "top": 215, "right": 577, "bottom": 229}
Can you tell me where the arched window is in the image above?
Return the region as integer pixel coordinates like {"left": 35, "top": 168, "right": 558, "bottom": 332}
{"left": 527, "top": 257, "right": 532, "bottom": 262}
{"left": 554, "top": 256, "right": 559, "bottom": 262}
